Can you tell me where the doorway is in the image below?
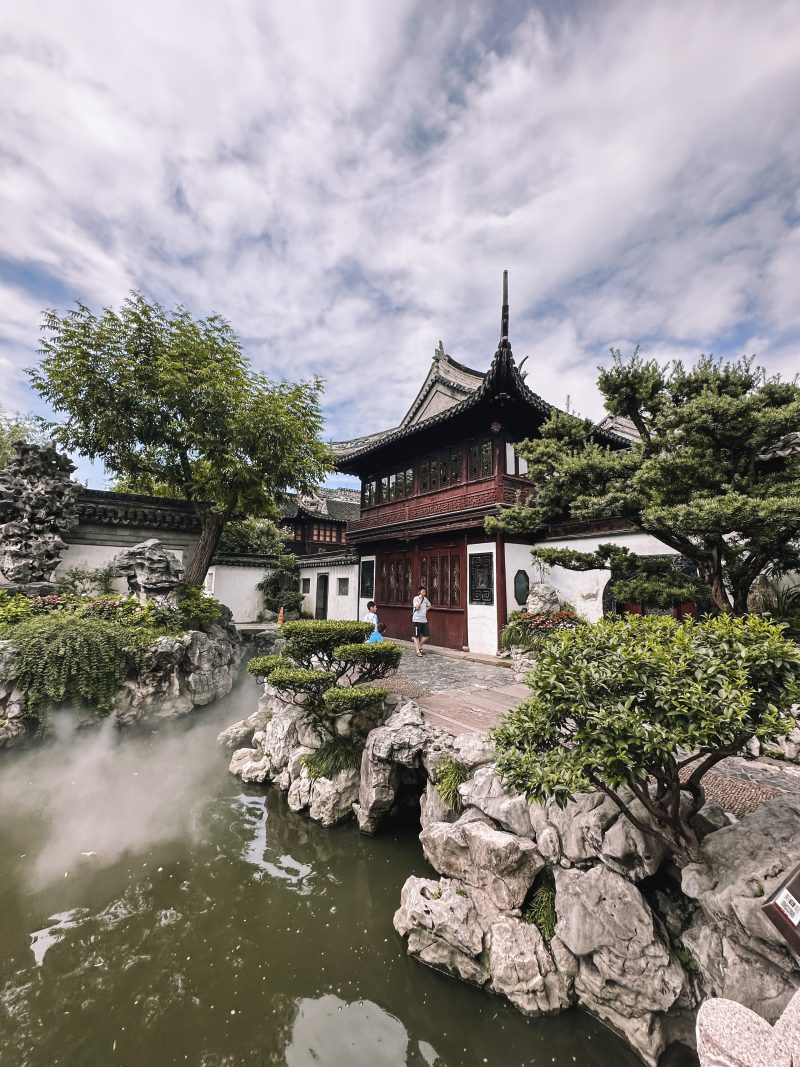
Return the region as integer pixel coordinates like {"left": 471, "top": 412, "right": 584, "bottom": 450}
{"left": 315, "top": 574, "right": 329, "bottom": 619}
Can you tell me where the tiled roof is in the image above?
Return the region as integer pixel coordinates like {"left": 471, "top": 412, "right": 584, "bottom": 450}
{"left": 280, "top": 488, "right": 361, "bottom": 522}
{"left": 335, "top": 341, "right": 630, "bottom": 465}
{"left": 76, "top": 489, "right": 201, "bottom": 531}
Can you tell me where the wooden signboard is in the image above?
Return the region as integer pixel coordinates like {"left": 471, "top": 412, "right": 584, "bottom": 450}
{"left": 762, "top": 862, "right": 800, "bottom": 957}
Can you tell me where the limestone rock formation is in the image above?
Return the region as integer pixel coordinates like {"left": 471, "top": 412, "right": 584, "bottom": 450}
{"left": 555, "top": 864, "right": 687, "bottom": 1062}
{"left": 0, "top": 442, "right": 80, "bottom": 586}
{"left": 525, "top": 582, "right": 560, "bottom": 615}
{"left": 355, "top": 702, "right": 449, "bottom": 834}
{"left": 110, "top": 538, "right": 185, "bottom": 603}
{"left": 486, "top": 915, "right": 572, "bottom": 1015}
{"left": 421, "top": 815, "right": 543, "bottom": 911}
{"left": 682, "top": 795, "right": 800, "bottom": 1023}
{"left": 114, "top": 626, "right": 242, "bottom": 724}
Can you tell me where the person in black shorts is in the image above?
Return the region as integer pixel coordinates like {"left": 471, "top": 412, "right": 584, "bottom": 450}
{"left": 411, "top": 586, "right": 431, "bottom": 657}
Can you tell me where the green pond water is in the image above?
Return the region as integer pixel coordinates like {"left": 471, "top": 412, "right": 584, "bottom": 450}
{"left": 0, "top": 676, "right": 647, "bottom": 1067}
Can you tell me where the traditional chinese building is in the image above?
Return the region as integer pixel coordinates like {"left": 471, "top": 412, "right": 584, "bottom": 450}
{"left": 330, "top": 275, "right": 635, "bottom": 653}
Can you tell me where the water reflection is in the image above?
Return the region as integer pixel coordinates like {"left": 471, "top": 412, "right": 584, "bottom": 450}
{"left": 0, "top": 679, "right": 647, "bottom": 1067}
{"left": 285, "top": 995, "right": 438, "bottom": 1066}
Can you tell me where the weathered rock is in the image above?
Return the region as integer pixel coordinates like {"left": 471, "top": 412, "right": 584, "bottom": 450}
{"left": 394, "top": 876, "right": 486, "bottom": 961}
{"left": 599, "top": 798, "right": 670, "bottom": 881}
{"left": 0, "top": 443, "right": 80, "bottom": 584}
{"left": 555, "top": 864, "right": 686, "bottom": 1066}
{"left": 356, "top": 702, "right": 447, "bottom": 834}
{"left": 486, "top": 916, "right": 573, "bottom": 1015}
{"left": 525, "top": 582, "right": 560, "bottom": 615}
{"left": 681, "top": 796, "right": 800, "bottom": 1023}
{"left": 449, "top": 732, "right": 495, "bottom": 772}
{"left": 110, "top": 538, "right": 184, "bottom": 603}
{"left": 459, "top": 764, "right": 535, "bottom": 838}
{"left": 419, "top": 779, "right": 458, "bottom": 830}
{"left": 510, "top": 648, "right": 537, "bottom": 684}
{"left": 308, "top": 768, "right": 360, "bottom": 827}
{"left": 115, "top": 629, "right": 241, "bottom": 724}
{"left": 762, "top": 722, "right": 800, "bottom": 761}
{"left": 288, "top": 771, "right": 312, "bottom": 812}
{"left": 421, "top": 816, "right": 543, "bottom": 911}
{"left": 528, "top": 791, "right": 620, "bottom": 866}
{"left": 228, "top": 746, "right": 271, "bottom": 783}
{"left": 406, "top": 928, "right": 489, "bottom": 985}
{"left": 217, "top": 706, "right": 271, "bottom": 751}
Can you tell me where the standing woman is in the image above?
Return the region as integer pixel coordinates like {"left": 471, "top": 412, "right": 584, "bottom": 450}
{"left": 411, "top": 586, "right": 431, "bottom": 657}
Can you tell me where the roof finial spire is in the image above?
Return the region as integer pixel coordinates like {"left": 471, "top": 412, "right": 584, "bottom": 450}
{"left": 500, "top": 269, "right": 509, "bottom": 342}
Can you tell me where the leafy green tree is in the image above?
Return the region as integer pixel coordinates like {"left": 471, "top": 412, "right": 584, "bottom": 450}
{"left": 491, "top": 614, "right": 800, "bottom": 866}
{"left": 488, "top": 352, "right": 800, "bottom": 613}
{"left": 0, "top": 408, "right": 49, "bottom": 467}
{"left": 31, "top": 293, "right": 331, "bottom": 586}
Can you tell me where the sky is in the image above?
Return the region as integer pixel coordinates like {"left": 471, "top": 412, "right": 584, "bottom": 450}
{"left": 1, "top": 0, "right": 799, "bottom": 488}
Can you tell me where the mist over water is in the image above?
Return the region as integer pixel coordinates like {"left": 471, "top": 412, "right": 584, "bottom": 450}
{"left": 0, "top": 708, "right": 229, "bottom": 889}
{"left": 0, "top": 676, "right": 646, "bottom": 1067}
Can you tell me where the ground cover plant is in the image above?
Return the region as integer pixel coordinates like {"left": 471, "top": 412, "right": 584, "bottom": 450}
{"left": 491, "top": 613, "right": 800, "bottom": 866}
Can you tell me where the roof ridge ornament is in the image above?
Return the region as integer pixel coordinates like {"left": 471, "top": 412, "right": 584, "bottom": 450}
{"left": 500, "top": 269, "right": 509, "bottom": 342}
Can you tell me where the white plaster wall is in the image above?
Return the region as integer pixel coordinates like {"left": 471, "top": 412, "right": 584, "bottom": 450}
{"left": 529, "top": 530, "right": 678, "bottom": 622}
{"left": 211, "top": 565, "right": 267, "bottom": 623}
{"left": 358, "top": 554, "right": 377, "bottom": 623}
{"left": 467, "top": 542, "right": 498, "bottom": 655}
{"left": 55, "top": 543, "right": 168, "bottom": 596}
{"left": 504, "top": 543, "right": 535, "bottom": 617}
{"left": 299, "top": 563, "right": 360, "bottom": 621}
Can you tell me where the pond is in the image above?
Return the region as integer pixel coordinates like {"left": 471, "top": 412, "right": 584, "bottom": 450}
{"left": 0, "top": 675, "right": 646, "bottom": 1067}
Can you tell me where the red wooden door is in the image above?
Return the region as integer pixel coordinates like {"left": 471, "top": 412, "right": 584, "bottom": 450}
{"left": 418, "top": 541, "right": 466, "bottom": 649}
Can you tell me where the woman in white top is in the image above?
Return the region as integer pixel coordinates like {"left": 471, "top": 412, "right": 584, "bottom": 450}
{"left": 411, "top": 586, "right": 431, "bottom": 657}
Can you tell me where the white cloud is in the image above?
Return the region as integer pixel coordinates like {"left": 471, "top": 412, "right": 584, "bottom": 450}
{"left": 0, "top": 0, "right": 798, "bottom": 479}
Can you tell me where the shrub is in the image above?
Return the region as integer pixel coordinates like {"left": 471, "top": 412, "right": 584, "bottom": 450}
{"left": 246, "top": 654, "right": 287, "bottom": 681}
{"left": 268, "top": 668, "right": 337, "bottom": 702}
{"left": 55, "top": 564, "right": 116, "bottom": 597}
{"left": 302, "top": 737, "right": 364, "bottom": 780}
{"left": 501, "top": 608, "right": 582, "bottom": 651}
{"left": 331, "top": 641, "right": 402, "bottom": 682}
{"left": 323, "top": 685, "right": 388, "bottom": 714}
{"left": 257, "top": 553, "right": 303, "bottom": 615}
{"left": 434, "top": 757, "right": 469, "bottom": 810}
{"left": 281, "top": 620, "right": 374, "bottom": 669}
{"left": 178, "top": 587, "right": 222, "bottom": 630}
{"left": 7, "top": 613, "right": 159, "bottom": 714}
{"left": 523, "top": 867, "right": 556, "bottom": 942}
{"left": 0, "top": 590, "right": 33, "bottom": 628}
{"left": 30, "top": 593, "right": 74, "bottom": 614}
{"left": 491, "top": 613, "right": 800, "bottom": 866}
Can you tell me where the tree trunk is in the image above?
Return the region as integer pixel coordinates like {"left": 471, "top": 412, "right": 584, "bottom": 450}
{"left": 697, "top": 545, "right": 731, "bottom": 613}
{"left": 732, "top": 580, "right": 753, "bottom": 615}
{"left": 183, "top": 512, "right": 226, "bottom": 587}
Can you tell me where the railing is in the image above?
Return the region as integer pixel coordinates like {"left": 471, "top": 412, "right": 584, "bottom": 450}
{"left": 349, "top": 482, "right": 527, "bottom": 532}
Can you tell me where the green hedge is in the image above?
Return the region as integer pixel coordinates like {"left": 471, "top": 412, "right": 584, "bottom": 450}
{"left": 323, "top": 685, "right": 388, "bottom": 714}
{"left": 268, "top": 668, "right": 337, "bottom": 700}
{"left": 246, "top": 654, "right": 287, "bottom": 681}
{"left": 281, "top": 620, "right": 374, "bottom": 669}
{"left": 331, "top": 641, "right": 402, "bottom": 681}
